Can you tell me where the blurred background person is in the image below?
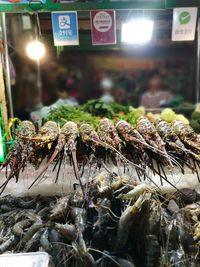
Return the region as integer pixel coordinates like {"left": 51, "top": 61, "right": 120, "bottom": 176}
{"left": 51, "top": 75, "right": 79, "bottom": 109}
{"left": 140, "top": 73, "right": 173, "bottom": 108}
{"left": 33, "top": 75, "right": 79, "bottom": 125}
{"left": 100, "top": 77, "right": 114, "bottom": 103}
{"left": 114, "top": 85, "right": 127, "bottom": 104}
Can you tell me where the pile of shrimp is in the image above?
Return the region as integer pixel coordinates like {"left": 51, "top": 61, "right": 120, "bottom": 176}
{"left": 1, "top": 116, "right": 200, "bottom": 193}
{"left": 0, "top": 172, "right": 199, "bottom": 267}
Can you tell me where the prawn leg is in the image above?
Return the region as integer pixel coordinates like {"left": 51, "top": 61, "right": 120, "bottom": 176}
{"left": 71, "top": 150, "right": 85, "bottom": 195}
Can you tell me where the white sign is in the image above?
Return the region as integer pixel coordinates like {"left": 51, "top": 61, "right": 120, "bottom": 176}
{"left": 172, "top": 7, "right": 197, "bottom": 41}
{"left": 0, "top": 252, "right": 49, "bottom": 267}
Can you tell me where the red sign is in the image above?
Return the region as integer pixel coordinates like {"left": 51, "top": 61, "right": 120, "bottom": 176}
{"left": 90, "top": 10, "right": 116, "bottom": 45}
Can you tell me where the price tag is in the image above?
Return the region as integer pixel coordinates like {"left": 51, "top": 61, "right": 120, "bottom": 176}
{"left": 0, "top": 252, "right": 49, "bottom": 267}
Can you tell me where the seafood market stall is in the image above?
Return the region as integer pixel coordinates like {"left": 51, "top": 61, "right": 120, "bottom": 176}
{"left": 0, "top": 109, "right": 200, "bottom": 267}
{"left": 0, "top": 1, "right": 200, "bottom": 267}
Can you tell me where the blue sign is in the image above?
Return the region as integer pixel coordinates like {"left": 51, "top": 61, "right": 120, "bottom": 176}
{"left": 51, "top": 11, "right": 79, "bottom": 46}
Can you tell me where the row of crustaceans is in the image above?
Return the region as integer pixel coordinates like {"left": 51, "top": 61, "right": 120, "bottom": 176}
{"left": 1, "top": 116, "right": 200, "bottom": 192}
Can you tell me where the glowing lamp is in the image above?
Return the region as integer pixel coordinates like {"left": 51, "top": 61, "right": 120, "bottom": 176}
{"left": 121, "top": 19, "right": 154, "bottom": 44}
{"left": 26, "top": 40, "right": 45, "bottom": 61}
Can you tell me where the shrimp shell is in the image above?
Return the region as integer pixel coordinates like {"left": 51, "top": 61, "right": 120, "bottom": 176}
{"left": 136, "top": 117, "right": 165, "bottom": 152}
{"left": 30, "top": 121, "right": 59, "bottom": 147}
{"left": 155, "top": 120, "right": 186, "bottom": 152}
{"left": 98, "top": 118, "right": 122, "bottom": 149}
{"left": 18, "top": 120, "right": 36, "bottom": 139}
{"left": 172, "top": 120, "right": 200, "bottom": 154}
{"left": 116, "top": 120, "right": 147, "bottom": 149}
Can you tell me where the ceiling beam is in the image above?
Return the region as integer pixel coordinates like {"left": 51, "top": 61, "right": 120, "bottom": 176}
{"left": 0, "top": 0, "right": 196, "bottom": 14}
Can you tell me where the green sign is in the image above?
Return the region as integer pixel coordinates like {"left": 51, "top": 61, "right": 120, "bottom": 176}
{"left": 179, "top": 11, "right": 191, "bottom": 25}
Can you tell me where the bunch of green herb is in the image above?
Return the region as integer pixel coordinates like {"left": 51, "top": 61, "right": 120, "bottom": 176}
{"left": 114, "top": 112, "right": 137, "bottom": 127}
{"left": 113, "top": 106, "right": 146, "bottom": 127}
{"left": 82, "top": 100, "right": 129, "bottom": 119}
{"left": 44, "top": 105, "right": 99, "bottom": 129}
{"left": 190, "top": 111, "right": 200, "bottom": 133}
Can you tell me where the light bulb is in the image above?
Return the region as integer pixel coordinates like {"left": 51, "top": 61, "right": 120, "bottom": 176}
{"left": 26, "top": 40, "right": 45, "bottom": 60}
{"left": 121, "top": 19, "right": 154, "bottom": 44}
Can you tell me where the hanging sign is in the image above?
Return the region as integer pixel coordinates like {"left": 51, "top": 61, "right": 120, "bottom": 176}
{"left": 172, "top": 7, "right": 197, "bottom": 41}
{"left": 51, "top": 11, "right": 79, "bottom": 46}
{"left": 90, "top": 10, "right": 116, "bottom": 45}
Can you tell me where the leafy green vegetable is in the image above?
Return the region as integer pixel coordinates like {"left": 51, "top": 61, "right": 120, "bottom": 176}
{"left": 190, "top": 119, "right": 200, "bottom": 133}
{"left": 129, "top": 106, "right": 145, "bottom": 121}
{"left": 192, "top": 111, "right": 200, "bottom": 121}
{"left": 44, "top": 100, "right": 194, "bottom": 133}
{"left": 161, "top": 108, "right": 176, "bottom": 123}
{"left": 114, "top": 112, "right": 137, "bottom": 127}
{"left": 175, "top": 114, "right": 189, "bottom": 124}
{"left": 169, "top": 96, "right": 184, "bottom": 107}
{"left": 161, "top": 108, "right": 189, "bottom": 124}
{"left": 82, "top": 100, "right": 129, "bottom": 119}
{"left": 44, "top": 105, "right": 99, "bottom": 129}
{"left": 190, "top": 111, "right": 200, "bottom": 133}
